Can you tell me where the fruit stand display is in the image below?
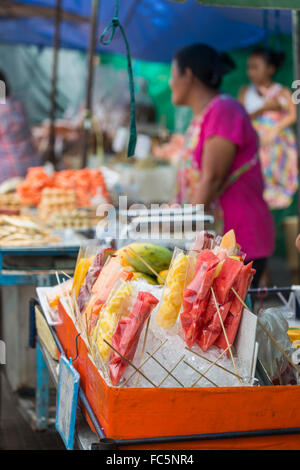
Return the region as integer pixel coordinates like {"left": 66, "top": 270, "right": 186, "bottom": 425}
{"left": 32, "top": 230, "right": 300, "bottom": 450}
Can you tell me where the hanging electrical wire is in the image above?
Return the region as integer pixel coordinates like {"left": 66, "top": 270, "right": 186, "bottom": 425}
{"left": 99, "top": 0, "right": 137, "bottom": 158}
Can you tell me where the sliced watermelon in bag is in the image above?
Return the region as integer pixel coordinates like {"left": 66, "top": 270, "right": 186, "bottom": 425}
{"left": 180, "top": 295, "right": 210, "bottom": 348}
{"left": 182, "top": 288, "right": 196, "bottom": 313}
{"left": 199, "top": 291, "right": 220, "bottom": 327}
{"left": 213, "top": 257, "right": 243, "bottom": 304}
{"left": 109, "top": 292, "right": 159, "bottom": 386}
{"left": 215, "top": 262, "right": 256, "bottom": 352}
{"left": 197, "top": 300, "right": 232, "bottom": 352}
{"left": 187, "top": 250, "right": 219, "bottom": 301}
{"left": 194, "top": 250, "right": 219, "bottom": 276}
{"left": 230, "top": 261, "right": 255, "bottom": 317}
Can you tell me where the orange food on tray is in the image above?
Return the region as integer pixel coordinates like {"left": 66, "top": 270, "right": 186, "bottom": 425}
{"left": 17, "top": 167, "right": 54, "bottom": 206}
{"left": 17, "top": 167, "right": 110, "bottom": 207}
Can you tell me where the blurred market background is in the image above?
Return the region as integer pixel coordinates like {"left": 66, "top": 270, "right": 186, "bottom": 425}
{"left": 0, "top": 1, "right": 297, "bottom": 285}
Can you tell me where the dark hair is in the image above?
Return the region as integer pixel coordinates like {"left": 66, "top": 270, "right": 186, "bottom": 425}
{"left": 250, "top": 47, "right": 285, "bottom": 72}
{"left": 0, "top": 71, "right": 10, "bottom": 97}
{"left": 174, "top": 43, "right": 236, "bottom": 90}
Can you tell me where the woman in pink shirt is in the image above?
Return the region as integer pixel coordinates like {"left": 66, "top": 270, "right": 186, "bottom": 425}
{"left": 170, "top": 43, "right": 275, "bottom": 287}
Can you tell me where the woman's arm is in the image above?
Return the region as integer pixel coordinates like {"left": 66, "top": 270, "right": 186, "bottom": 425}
{"left": 238, "top": 86, "right": 247, "bottom": 105}
{"left": 191, "top": 136, "right": 236, "bottom": 208}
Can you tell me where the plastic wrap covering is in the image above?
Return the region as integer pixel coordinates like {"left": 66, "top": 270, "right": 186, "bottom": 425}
{"left": 109, "top": 292, "right": 159, "bottom": 386}
{"left": 256, "top": 308, "right": 298, "bottom": 386}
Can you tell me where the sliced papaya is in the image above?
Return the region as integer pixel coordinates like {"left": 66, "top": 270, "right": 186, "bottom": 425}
{"left": 220, "top": 229, "right": 236, "bottom": 252}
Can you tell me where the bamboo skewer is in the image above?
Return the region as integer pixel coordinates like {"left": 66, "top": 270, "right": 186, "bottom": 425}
{"left": 157, "top": 355, "right": 185, "bottom": 388}
{"left": 190, "top": 347, "right": 230, "bottom": 387}
{"left": 122, "top": 339, "right": 168, "bottom": 387}
{"left": 231, "top": 287, "right": 250, "bottom": 311}
{"left": 84, "top": 310, "right": 92, "bottom": 350}
{"left": 103, "top": 339, "right": 157, "bottom": 388}
{"left": 126, "top": 247, "right": 165, "bottom": 284}
{"left": 72, "top": 295, "right": 81, "bottom": 322}
{"left": 231, "top": 287, "right": 300, "bottom": 376}
{"left": 185, "top": 346, "right": 243, "bottom": 380}
{"left": 60, "top": 270, "right": 72, "bottom": 279}
{"left": 196, "top": 347, "right": 230, "bottom": 386}
{"left": 184, "top": 360, "right": 219, "bottom": 388}
{"left": 55, "top": 270, "right": 61, "bottom": 286}
{"left": 210, "top": 287, "right": 240, "bottom": 382}
{"left": 147, "top": 353, "right": 185, "bottom": 387}
{"left": 96, "top": 349, "right": 110, "bottom": 383}
{"left": 55, "top": 271, "right": 75, "bottom": 319}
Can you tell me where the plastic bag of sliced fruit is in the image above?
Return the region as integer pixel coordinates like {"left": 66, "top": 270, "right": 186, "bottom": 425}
{"left": 87, "top": 275, "right": 160, "bottom": 386}
{"left": 178, "top": 230, "right": 255, "bottom": 354}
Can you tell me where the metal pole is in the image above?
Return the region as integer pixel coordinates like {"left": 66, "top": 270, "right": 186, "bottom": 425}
{"left": 292, "top": 11, "right": 300, "bottom": 242}
{"left": 48, "top": 0, "right": 62, "bottom": 169}
{"left": 82, "top": 0, "right": 100, "bottom": 169}
{"left": 115, "top": 427, "right": 300, "bottom": 448}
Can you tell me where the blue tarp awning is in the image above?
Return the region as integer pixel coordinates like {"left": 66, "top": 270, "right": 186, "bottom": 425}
{"left": 0, "top": 0, "right": 293, "bottom": 62}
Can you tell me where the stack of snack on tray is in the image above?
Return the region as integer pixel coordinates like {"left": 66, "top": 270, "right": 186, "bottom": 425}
{"left": 37, "top": 185, "right": 99, "bottom": 230}
{"left": 53, "top": 168, "right": 110, "bottom": 207}
{"left": 17, "top": 167, "right": 111, "bottom": 208}
{"left": 0, "top": 178, "right": 23, "bottom": 215}
{"left": 17, "top": 167, "right": 54, "bottom": 206}
{"left": 0, "top": 214, "right": 60, "bottom": 247}
{"left": 47, "top": 209, "right": 93, "bottom": 231}
{"left": 46, "top": 232, "right": 257, "bottom": 388}
{"left": 38, "top": 188, "right": 77, "bottom": 223}
{"left": 0, "top": 193, "right": 21, "bottom": 212}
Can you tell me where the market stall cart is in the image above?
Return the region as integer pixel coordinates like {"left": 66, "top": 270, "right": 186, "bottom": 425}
{"left": 27, "top": 233, "right": 300, "bottom": 450}
{"left": 31, "top": 293, "right": 300, "bottom": 450}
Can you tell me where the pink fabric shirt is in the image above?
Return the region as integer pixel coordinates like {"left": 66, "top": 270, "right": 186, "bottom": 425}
{"left": 195, "top": 95, "right": 275, "bottom": 261}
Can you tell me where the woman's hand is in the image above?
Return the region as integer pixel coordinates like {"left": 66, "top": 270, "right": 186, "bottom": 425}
{"left": 261, "top": 98, "right": 282, "bottom": 113}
